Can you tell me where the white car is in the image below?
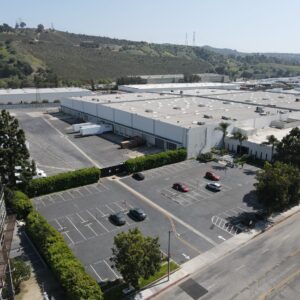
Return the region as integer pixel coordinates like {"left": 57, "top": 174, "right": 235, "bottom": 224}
{"left": 33, "top": 169, "right": 47, "bottom": 179}
{"left": 206, "top": 182, "right": 221, "bottom": 192}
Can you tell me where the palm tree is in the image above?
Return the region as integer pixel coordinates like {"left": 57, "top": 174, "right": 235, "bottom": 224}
{"left": 262, "top": 134, "right": 279, "bottom": 161}
{"left": 215, "top": 122, "right": 231, "bottom": 148}
{"left": 232, "top": 131, "right": 248, "bottom": 155}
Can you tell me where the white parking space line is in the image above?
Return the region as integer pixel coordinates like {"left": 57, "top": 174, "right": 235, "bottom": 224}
{"left": 54, "top": 218, "right": 63, "bottom": 230}
{"left": 86, "top": 210, "right": 109, "bottom": 232}
{"left": 90, "top": 264, "right": 105, "bottom": 282}
{"left": 63, "top": 231, "right": 75, "bottom": 245}
{"left": 76, "top": 213, "right": 88, "bottom": 223}
{"left": 114, "top": 202, "right": 125, "bottom": 211}
{"left": 98, "top": 182, "right": 110, "bottom": 191}
{"left": 94, "top": 185, "right": 103, "bottom": 193}
{"left": 105, "top": 205, "right": 115, "bottom": 213}
{"left": 95, "top": 207, "right": 105, "bottom": 217}
{"left": 234, "top": 264, "right": 245, "bottom": 271}
{"left": 76, "top": 189, "right": 84, "bottom": 197}
{"left": 66, "top": 216, "right": 87, "bottom": 240}
{"left": 86, "top": 223, "right": 98, "bottom": 237}
{"left": 82, "top": 186, "right": 93, "bottom": 195}
{"left": 103, "top": 260, "right": 120, "bottom": 279}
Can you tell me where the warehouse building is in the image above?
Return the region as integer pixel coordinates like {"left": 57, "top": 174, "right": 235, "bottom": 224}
{"left": 0, "top": 87, "right": 92, "bottom": 104}
{"left": 61, "top": 89, "right": 299, "bottom": 158}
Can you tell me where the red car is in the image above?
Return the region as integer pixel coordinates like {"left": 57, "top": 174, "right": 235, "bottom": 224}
{"left": 172, "top": 182, "right": 189, "bottom": 192}
{"left": 205, "top": 171, "right": 220, "bottom": 181}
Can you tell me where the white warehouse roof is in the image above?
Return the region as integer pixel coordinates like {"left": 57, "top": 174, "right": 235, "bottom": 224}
{"left": 0, "top": 87, "right": 91, "bottom": 95}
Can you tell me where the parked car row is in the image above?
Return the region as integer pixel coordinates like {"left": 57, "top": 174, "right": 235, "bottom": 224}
{"left": 109, "top": 207, "right": 147, "bottom": 226}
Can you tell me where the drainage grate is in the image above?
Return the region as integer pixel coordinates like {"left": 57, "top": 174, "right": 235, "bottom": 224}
{"left": 179, "top": 278, "right": 208, "bottom": 299}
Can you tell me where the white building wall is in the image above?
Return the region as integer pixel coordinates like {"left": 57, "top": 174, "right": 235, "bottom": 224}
{"left": 97, "top": 105, "right": 114, "bottom": 121}
{"left": 132, "top": 115, "right": 154, "bottom": 134}
{"left": 154, "top": 121, "right": 186, "bottom": 144}
{"left": 114, "top": 110, "right": 132, "bottom": 127}
{"left": 83, "top": 101, "right": 97, "bottom": 116}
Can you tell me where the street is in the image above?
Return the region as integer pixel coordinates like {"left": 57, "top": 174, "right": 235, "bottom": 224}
{"left": 155, "top": 212, "right": 300, "bottom": 300}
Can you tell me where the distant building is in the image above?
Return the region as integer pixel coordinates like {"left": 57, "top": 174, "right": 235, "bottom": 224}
{"left": 138, "top": 74, "right": 184, "bottom": 84}
{"left": 196, "top": 73, "right": 230, "bottom": 83}
{"left": 0, "top": 87, "right": 93, "bottom": 105}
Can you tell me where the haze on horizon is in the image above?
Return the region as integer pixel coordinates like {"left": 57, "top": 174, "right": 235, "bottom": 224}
{"left": 3, "top": 0, "right": 300, "bottom": 54}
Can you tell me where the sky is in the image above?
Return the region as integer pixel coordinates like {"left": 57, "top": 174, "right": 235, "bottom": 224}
{"left": 2, "top": 0, "right": 300, "bottom": 53}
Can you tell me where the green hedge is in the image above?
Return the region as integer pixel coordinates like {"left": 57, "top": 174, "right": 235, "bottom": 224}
{"left": 26, "top": 167, "right": 101, "bottom": 197}
{"left": 26, "top": 210, "right": 103, "bottom": 300}
{"left": 12, "top": 191, "right": 33, "bottom": 220}
{"left": 124, "top": 149, "right": 187, "bottom": 173}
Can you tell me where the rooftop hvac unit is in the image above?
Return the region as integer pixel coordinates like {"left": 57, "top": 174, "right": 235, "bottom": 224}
{"left": 221, "top": 116, "right": 231, "bottom": 120}
{"left": 203, "top": 114, "right": 213, "bottom": 119}
{"left": 145, "top": 109, "right": 153, "bottom": 113}
{"left": 198, "top": 104, "right": 205, "bottom": 107}
{"left": 173, "top": 106, "right": 181, "bottom": 110}
{"left": 197, "top": 121, "right": 205, "bottom": 125}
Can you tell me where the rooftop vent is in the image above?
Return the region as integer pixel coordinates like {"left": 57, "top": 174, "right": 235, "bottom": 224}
{"left": 145, "top": 109, "right": 153, "bottom": 113}
{"left": 295, "top": 98, "right": 300, "bottom": 102}
{"left": 137, "top": 95, "right": 143, "bottom": 97}
{"left": 197, "top": 121, "right": 205, "bottom": 125}
{"left": 278, "top": 96, "right": 284, "bottom": 99}
{"left": 221, "top": 116, "right": 231, "bottom": 120}
{"left": 173, "top": 106, "right": 181, "bottom": 110}
{"left": 223, "top": 101, "right": 230, "bottom": 105}
{"left": 116, "top": 96, "right": 120, "bottom": 99}
{"left": 198, "top": 104, "right": 205, "bottom": 107}
{"left": 203, "top": 114, "right": 213, "bottom": 119}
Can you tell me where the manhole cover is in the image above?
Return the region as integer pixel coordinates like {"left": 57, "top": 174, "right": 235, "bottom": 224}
{"left": 179, "top": 278, "right": 208, "bottom": 299}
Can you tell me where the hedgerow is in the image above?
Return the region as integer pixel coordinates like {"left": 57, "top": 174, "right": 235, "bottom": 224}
{"left": 26, "top": 167, "right": 100, "bottom": 197}
{"left": 26, "top": 210, "right": 103, "bottom": 299}
{"left": 124, "top": 149, "right": 187, "bottom": 173}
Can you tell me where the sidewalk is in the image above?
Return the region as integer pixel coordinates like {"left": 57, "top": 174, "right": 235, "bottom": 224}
{"left": 135, "top": 204, "right": 300, "bottom": 300}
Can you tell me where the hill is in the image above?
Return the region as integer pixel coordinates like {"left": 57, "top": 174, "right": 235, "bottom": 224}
{"left": 1, "top": 24, "right": 300, "bottom": 88}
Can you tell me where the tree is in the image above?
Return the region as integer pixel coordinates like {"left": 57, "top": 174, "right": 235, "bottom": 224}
{"left": 232, "top": 131, "right": 248, "bottom": 155}
{"left": 0, "top": 110, "right": 35, "bottom": 187}
{"left": 111, "top": 228, "right": 161, "bottom": 289}
{"left": 36, "top": 24, "right": 44, "bottom": 33}
{"left": 215, "top": 122, "right": 231, "bottom": 148}
{"left": 275, "top": 128, "right": 300, "bottom": 169}
{"left": 20, "top": 22, "right": 26, "bottom": 29}
{"left": 255, "top": 162, "right": 300, "bottom": 215}
{"left": 262, "top": 134, "right": 279, "bottom": 161}
{"left": 11, "top": 258, "right": 31, "bottom": 293}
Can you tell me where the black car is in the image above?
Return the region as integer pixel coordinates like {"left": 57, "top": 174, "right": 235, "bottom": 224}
{"left": 132, "top": 172, "right": 145, "bottom": 181}
{"left": 109, "top": 212, "right": 126, "bottom": 225}
{"left": 129, "top": 208, "right": 147, "bottom": 221}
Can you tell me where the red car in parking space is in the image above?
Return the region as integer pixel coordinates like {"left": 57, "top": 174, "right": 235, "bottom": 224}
{"left": 205, "top": 171, "right": 220, "bottom": 181}
{"left": 172, "top": 182, "right": 189, "bottom": 192}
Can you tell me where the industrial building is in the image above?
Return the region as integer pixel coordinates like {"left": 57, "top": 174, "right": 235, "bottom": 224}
{"left": 0, "top": 87, "right": 92, "bottom": 104}
{"left": 61, "top": 88, "right": 300, "bottom": 159}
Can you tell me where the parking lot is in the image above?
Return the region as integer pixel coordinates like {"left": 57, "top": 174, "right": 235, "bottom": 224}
{"left": 32, "top": 178, "right": 214, "bottom": 283}
{"left": 31, "top": 159, "right": 261, "bottom": 284}
{"left": 15, "top": 109, "right": 159, "bottom": 175}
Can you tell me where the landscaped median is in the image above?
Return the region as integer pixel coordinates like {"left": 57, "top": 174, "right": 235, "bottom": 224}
{"left": 124, "top": 148, "right": 187, "bottom": 173}
{"left": 25, "top": 167, "right": 101, "bottom": 197}
{"left": 103, "top": 261, "right": 179, "bottom": 300}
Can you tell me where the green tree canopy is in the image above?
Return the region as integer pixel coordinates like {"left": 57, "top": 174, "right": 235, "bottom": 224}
{"left": 111, "top": 228, "right": 161, "bottom": 289}
{"left": 215, "top": 122, "right": 231, "bottom": 148}
{"left": 11, "top": 258, "right": 31, "bottom": 293}
{"left": 232, "top": 131, "right": 248, "bottom": 155}
{"left": 275, "top": 127, "right": 300, "bottom": 168}
{"left": 255, "top": 162, "right": 300, "bottom": 214}
{"left": 0, "top": 110, "right": 35, "bottom": 187}
{"left": 262, "top": 134, "right": 279, "bottom": 160}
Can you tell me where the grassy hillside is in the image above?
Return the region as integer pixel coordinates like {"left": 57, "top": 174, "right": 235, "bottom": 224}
{"left": 1, "top": 25, "right": 300, "bottom": 88}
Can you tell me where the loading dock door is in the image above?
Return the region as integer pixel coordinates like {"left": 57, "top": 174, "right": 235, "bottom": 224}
{"left": 155, "top": 138, "right": 165, "bottom": 149}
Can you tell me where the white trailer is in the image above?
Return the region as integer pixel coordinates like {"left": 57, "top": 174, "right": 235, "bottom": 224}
{"left": 72, "top": 122, "right": 93, "bottom": 132}
{"left": 80, "top": 124, "right": 113, "bottom": 136}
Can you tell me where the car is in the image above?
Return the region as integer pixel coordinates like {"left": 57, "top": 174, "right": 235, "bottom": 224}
{"left": 206, "top": 182, "right": 221, "bottom": 192}
{"left": 132, "top": 172, "right": 145, "bottom": 181}
{"left": 205, "top": 171, "right": 220, "bottom": 181}
{"left": 226, "top": 161, "right": 234, "bottom": 168}
{"left": 33, "top": 168, "right": 47, "bottom": 179}
{"left": 109, "top": 212, "right": 126, "bottom": 225}
{"left": 122, "top": 285, "right": 135, "bottom": 295}
{"left": 129, "top": 208, "right": 147, "bottom": 221}
{"left": 172, "top": 182, "right": 189, "bottom": 192}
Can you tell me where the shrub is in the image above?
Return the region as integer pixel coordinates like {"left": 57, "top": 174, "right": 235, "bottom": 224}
{"left": 124, "top": 149, "right": 187, "bottom": 173}
{"left": 26, "top": 167, "right": 100, "bottom": 197}
{"left": 10, "top": 191, "right": 33, "bottom": 220}
{"left": 26, "top": 210, "right": 103, "bottom": 299}
{"left": 197, "top": 152, "right": 214, "bottom": 162}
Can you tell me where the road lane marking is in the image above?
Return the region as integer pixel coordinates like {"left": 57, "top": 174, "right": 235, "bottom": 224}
{"left": 116, "top": 179, "right": 217, "bottom": 246}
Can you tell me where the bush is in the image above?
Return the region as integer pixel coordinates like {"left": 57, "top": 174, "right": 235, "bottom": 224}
{"left": 12, "top": 191, "right": 33, "bottom": 219}
{"left": 124, "top": 149, "right": 187, "bottom": 173}
{"left": 197, "top": 152, "right": 214, "bottom": 162}
{"left": 26, "top": 210, "right": 103, "bottom": 299}
{"left": 26, "top": 167, "right": 100, "bottom": 197}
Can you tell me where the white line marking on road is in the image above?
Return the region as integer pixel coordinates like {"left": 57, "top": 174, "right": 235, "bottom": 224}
{"left": 54, "top": 218, "right": 63, "bottom": 230}
{"left": 90, "top": 264, "right": 104, "bottom": 281}
{"left": 76, "top": 213, "right": 87, "bottom": 223}
{"left": 234, "top": 264, "right": 245, "bottom": 271}
{"left": 86, "top": 223, "right": 98, "bottom": 237}
{"left": 86, "top": 210, "right": 109, "bottom": 232}
{"left": 105, "top": 205, "right": 115, "bottom": 213}
{"left": 96, "top": 207, "right": 105, "bottom": 217}
{"left": 114, "top": 202, "right": 125, "bottom": 211}
{"left": 262, "top": 248, "right": 269, "bottom": 254}
{"left": 99, "top": 182, "right": 110, "bottom": 190}
{"left": 103, "top": 260, "right": 120, "bottom": 279}
{"left": 116, "top": 179, "right": 218, "bottom": 246}
{"left": 182, "top": 253, "right": 190, "bottom": 260}
{"left": 37, "top": 164, "right": 74, "bottom": 171}
{"left": 206, "top": 283, "right": 216, "bottom": 290}
{"left": 66, "top": 216, "right": 87, "bottom": 240}
{"left": 63, "top": 231, "right": 75, "bottom": 244}
{"left": 41, "top": 117, "right": 101, "bottom": 168}
{"left": 218, "top": 235, "right": 226, "bottom": 241}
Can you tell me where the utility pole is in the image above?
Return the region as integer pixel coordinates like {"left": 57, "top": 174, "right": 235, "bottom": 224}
{"left": 167, "top": 230, "right": 171, "bottom": 281}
